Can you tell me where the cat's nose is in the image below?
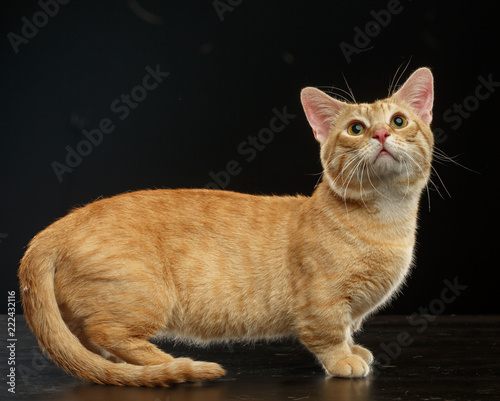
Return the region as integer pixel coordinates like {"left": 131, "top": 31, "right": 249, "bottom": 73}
{"left": 373, "top": 128, "right": 390, "bottom": 144}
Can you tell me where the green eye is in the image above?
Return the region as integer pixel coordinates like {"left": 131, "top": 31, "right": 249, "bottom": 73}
{"left": 391, "top": 115, "right": 408, "bottom": 128}
{"left": 347, "top": 121, "right": 365, "bottom": 136}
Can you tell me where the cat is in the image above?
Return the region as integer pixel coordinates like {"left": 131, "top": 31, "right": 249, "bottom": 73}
{"left": 19, "top": 67, "right": 434, "bottom": 387}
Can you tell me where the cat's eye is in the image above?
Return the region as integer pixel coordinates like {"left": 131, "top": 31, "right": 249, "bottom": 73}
{"left": 391, "top": 115, "right": 408, "bottom": 128}
{"left": 347, "top": 121, "right": 365, "bottom": 136}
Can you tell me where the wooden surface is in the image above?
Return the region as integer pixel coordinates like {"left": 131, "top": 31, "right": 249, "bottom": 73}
{"left": 1, "top": 315, "right": 499, "bottom": 400}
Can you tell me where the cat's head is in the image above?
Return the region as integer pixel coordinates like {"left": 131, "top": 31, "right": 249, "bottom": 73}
{"left": 301, "top": 67, "right": 434, "bottom": 203}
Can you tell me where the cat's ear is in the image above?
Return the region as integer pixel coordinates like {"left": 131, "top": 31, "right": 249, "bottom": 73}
{"left": 393, "top": 67, "right": 434, "bottom": 125}
{"left": 301, "top": 87, "right": 346, "bottom": 144}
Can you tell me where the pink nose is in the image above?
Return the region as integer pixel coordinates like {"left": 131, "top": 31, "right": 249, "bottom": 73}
{"left": 373, "top": 129, "right": 390, "bottom": 144}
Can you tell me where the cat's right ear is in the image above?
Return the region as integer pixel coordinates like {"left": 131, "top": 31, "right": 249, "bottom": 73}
{"left": 300, "top": 88, "right": 346, "bottom": 144}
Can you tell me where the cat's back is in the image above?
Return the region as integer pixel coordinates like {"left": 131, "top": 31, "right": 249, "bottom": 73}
{"left": 28, "top": 188, "right": 307, "bottom": 260}
{"left": 69, "top": 188, "right": 305, "bottom": 231}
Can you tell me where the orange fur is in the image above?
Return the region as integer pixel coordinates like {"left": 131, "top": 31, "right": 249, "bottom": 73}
{"left": 19, "top": 68, "right": 434, "bottom": 386}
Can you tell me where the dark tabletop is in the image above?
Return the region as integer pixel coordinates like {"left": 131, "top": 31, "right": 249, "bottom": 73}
{"left": 1, "top": 315, "right": 499, "bottom": 401}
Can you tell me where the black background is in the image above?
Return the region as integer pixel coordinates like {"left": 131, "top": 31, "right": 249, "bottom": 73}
{"left": 1, "top": 0, "right": 498, "bottom": 315}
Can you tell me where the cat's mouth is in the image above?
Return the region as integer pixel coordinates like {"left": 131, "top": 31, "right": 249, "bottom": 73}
{"left": 375, "top": 147, "right": 396, "bottom": 162}
{"left": 378, "top": 149, "right": 392, "bottom": 157}
{"left": 370, "top": 146, "right": 402, "bottom": 175}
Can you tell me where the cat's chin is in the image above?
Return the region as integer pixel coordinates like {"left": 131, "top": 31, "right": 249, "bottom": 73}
{"left": 371, "top": 151, "right": 402, "bottom": 176}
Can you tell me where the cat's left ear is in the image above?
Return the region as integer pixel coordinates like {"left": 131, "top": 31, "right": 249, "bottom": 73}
{"left": 301, "top": 87, "right": 346, "bottom": 144}
{"left": 393, "top": 67, "right": 434, "bottom": 125}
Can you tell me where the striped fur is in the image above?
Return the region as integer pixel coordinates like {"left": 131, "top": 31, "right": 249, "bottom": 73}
{"left": 19, "top": 68, "right": 434, "bottom": 385}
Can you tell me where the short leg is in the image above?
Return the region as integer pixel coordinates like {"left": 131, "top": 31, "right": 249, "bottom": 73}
{"left": 78, "top": 331, "right": 125, "bottom": 363}
{"left": 351, "top": 344, "right": 374, "bottom": 365}
{"left": 61, "top": 310, "right": 124, "bottom": 363}
{"left": 86, "top": 323, "right": 176, "bottom": 366}
{"left": 349, "top": 319, "right": 373, "bottom": 364}
{"left": 299, "top": 313, "right": 370, "bottom": 378}
{"left": 85, "top": 321, "right": 224, "bottom": 381}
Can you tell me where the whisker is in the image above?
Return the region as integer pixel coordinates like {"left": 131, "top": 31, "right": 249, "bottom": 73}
{"left": 342, "top": 158, "right": 364, "bottom": 213}
{"left": 430, "top": 164, "right": 451, "bottom": 198}
{"left": 341, "top": 154, "right": 362, "bottom": 181}
{"left": 306, "top": 168, "right": 324, "bottom": 190}
{"left": 425, "top": 178, "right": 431, "bottom": 212}
{"left": 433, "top": 146, "right": 480, "bottom": 174}
{"left": 403, "top": 153, "right": 432, "bottom": 211}
{"left": 313, "top": 172, "right": 323, "bottom": 189}
{"left": 330, "top": 150, "right": 359, "bottom": 189}
{"left": 389, "top": 57, "right": 412, "bottom": 96}
{"left": 319, "top": 85, "right": 355, "bottom": 104}
{"left": 340, "top": 161, "right": 357, "bottom": 198}
{"left": 342, "top": 72, "right": 357, "bottom": 103}
{"left": 402, "top": 150, "right": 445, "bottom": 200}
{"left": 358, "top": 163, "right": 367, "bottom": 210}
{"left": 398, "top": 159, "right": 411, "bottom": 205}
{"left": 358, "top": 162, "right": 375, "bottom": 212}
{"left": 366, "top": 164, "right": 391, "bottom": 200}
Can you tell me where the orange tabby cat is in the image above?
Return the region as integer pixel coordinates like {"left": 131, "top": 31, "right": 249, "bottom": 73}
{"left": 19, "top": 67, "right": 434, "bottom": 386}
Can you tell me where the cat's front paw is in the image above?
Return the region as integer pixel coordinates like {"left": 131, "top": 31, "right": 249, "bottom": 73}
{"left": 324, "top": 354, "right": 370, "bottom": 378}
{"left": 351, "top": 345, "right": 374, "bottom": 365}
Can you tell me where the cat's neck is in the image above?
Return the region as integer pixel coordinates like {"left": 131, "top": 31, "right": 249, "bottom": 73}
{"left": 308, "top": 180, "right": 422, "bottom": 239}
{"left": 315, "top": 178, "right": 423, "bottom": 216}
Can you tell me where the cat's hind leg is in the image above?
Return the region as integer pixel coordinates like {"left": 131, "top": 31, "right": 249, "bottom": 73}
{"left": 85, "top": 323, "right": 174, "bottom": 366}
{"left": 84, "top": 313, "right": 225, "bottom": 383}
{"left": 60, "top": 307, "right": 125, "bottom": 363}
{"left": 77, "top": 330, "right": 125, "bottom": 363}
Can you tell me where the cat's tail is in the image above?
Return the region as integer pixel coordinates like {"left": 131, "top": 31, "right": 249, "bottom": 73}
{"left": 18, "top": 240, "right": 226, "bottom": 386}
